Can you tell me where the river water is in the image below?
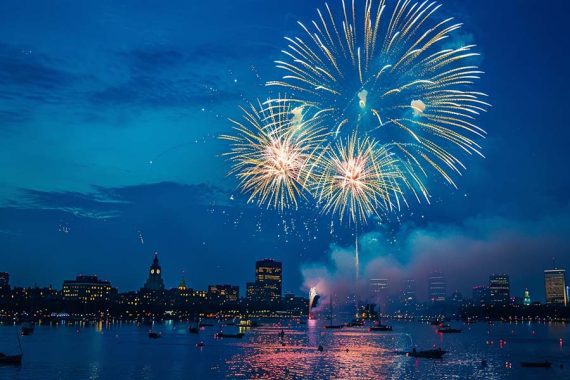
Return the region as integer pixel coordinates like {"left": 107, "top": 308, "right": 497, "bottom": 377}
{"left": 0, "top": 320, "right": 567, "bottom": 379}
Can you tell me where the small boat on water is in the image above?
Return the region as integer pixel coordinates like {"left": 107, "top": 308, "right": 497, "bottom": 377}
{"left": 0, "top": 353, "right": 22, "bottom": 365}
{"left": 188, "top": 326, "right": 200, "bottom": 334}
{"left": 396, "top": 348, "right": 446, "bottom": 359}
{"left": 370, "top": 325, "right": 393, "bottom": 332}
{"left": 21, "top": 325, "right": 34, "bottom": 336}
{"left": 1, "top": 330, "right": 24, "bottom": 365}
{"left": 237, "top": 319, "right": 259, "bottom": 328}
{"left": 215, "top": 332, "right": 244, "bottom": 339}
{"left": 148, "top": 331, "right": 162, "bottom": 339}
{"left": 345, "top": 319, "right": 364, "bottom": 327}
{"left": 521, "top": 360, "right": 551, "bottom": 368}
{"left": 437, "top": 326, "right": 462, "bottom": 334}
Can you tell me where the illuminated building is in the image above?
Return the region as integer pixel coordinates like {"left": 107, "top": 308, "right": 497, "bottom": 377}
{"left": 489, "top": 274, "right": 510, "bottom": 304}
{"left": 178, "top": 277, "right": 187, "bottom": 291}
{"left": 544, "top": 269, "right": 567, "bottom": 305}
{"left": 428, "top": 272, "right": 446, "bottom": 302}
{"left": 0, "top": 272, "right": 9, "bottom": 289}
{"left": 401, "top": 279, "right": 416, "bottom": 304}
{"left": 472, "top": 285, "right": 490, "bottom": 305}
{"left": 207, "top": 284, "right": 239, "bottom": 305}
{"left": 523, "top": 289, "right": 531, "bottom": 306}
{"left": 62, "top": 275, "right": 115, "bottom": 303}
{"left": 144, "top": 252, "right": 165, "bottom": 291}
{"left": 254, "top": 259, "right": 282, "bottom": 303}
{"left": 369, "top": 278, "right": 389, "bottom": 299}
{"left": 246, "top": 282, "right": 258, "bottom": 301}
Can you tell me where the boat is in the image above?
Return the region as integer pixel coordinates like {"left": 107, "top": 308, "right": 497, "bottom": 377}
{"left": 188, "top": 326, "right": 200, "bottom": 334}
{"left": 237, "top": 319, "right": 259, "bottom": 328}
{"left": 148, "top": 331, "right": 162, "bottom": 339}
{"left": 21, "top": 324, "right": 34, "bottom": 336}
{"left": 324, "top": 294, "right": 344, "bottom": 329}
{"left": 0, "top": 353, "right": 23, "bottom": 365}
{"left": 1, "top": 329, "right": 24, "bottom": 365}
{"left": 396, "top": 348, "right": 446, "bottom": 359}
{"left": 409, "top": 348, "right": 446, "bottom": 359}
{"left": 215, "top": 332, "right": 244, "bottom": 339}
{"left": 345, "top": 319, "right": 364, "bottom": 327}
{"left": 370, "top": 324, "right": 393, "bottom": 332}
{"left": 437, "top": 326, "right": 462, "bottom": 334}
{"left": 521, "top": 360, "right": 551, "bottom": 368}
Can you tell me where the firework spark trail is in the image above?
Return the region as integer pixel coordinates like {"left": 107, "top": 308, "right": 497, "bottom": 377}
{"left": 267, "top": 0, "right": 489, "bottom": 196}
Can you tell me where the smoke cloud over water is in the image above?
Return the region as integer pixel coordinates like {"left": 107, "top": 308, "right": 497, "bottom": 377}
{"left": 301, "top": 205, "right": 570, "bottom": 303}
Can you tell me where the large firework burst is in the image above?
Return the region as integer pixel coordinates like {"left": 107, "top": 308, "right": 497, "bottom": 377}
{"left": 221, "top": 100, "right": 326, "bottom": 210}
{"left": 267, "top": 0, "right": 489, "bottom": 192}
{"left": 315, "top": 132, "right": 403, "bottom": 224}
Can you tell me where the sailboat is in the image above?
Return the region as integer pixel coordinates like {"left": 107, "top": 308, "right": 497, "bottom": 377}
{"left": 0, "top": 328, "right": 23, "bottom": 365}
{"left": 324, "top": 294, "right": 344, "bottom": 329}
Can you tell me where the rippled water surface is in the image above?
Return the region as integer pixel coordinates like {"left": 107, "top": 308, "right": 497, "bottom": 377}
{"left": 0, "top": 320, "right": 568, "bottom": 379}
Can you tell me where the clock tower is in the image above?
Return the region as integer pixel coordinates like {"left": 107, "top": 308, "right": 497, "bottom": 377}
{"left": 144, "top": 252, "right": 165, "bottom": 291}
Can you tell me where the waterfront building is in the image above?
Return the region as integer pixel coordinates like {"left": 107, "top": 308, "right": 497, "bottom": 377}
{"left": 544, "top": 269, "right": 567, "bottom": 305}
{"left": 369, "top": 278, "right": 389, "bottom": 298}
{"left": 489, "top": 274, "right": 510, "bottom": 304}
{"left": 144, "top": 252, "right": 165, "bottom": 291}
{"left": 428, "top": 272, "right": 446, "bottom": 302}
{"left": 62, "top": 275, "right": 115, "bottom": 303}
{"left": 401, "top": 278, "right": 416, "bottom": 304}
{"left": 207, "top": 284, "right": 239, "bottom": 305}
{"left": 254, "top": 259, "right": 282, "bottom": 303}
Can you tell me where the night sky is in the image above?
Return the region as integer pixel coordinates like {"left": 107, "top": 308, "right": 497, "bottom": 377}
{"left": 0, "top": 0, "right": 569, "bottom": 301}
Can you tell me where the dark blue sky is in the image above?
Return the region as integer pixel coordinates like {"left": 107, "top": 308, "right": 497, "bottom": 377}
{"left": 0, "top": 0, "right": 569, "bottom": 301}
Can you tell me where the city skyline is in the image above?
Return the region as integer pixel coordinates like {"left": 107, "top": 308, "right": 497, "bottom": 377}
{"left": 0, "top": 0, "right": 569, "bottom": 310}
{"left": 2, "top": 253, "right": 567, "bottom": 305}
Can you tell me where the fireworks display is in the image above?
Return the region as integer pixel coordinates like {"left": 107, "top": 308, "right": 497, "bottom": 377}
{"left": 267, "top": 0, "right": 489, "bottom": 193}
{"left": 221, "top": 100, "right": 326, "bottom": 211}
{"left": 223, "top": 0, "right": 488, "bottom": 226}
{"left": 315, "top": 132, "right": 402, "bottom": 224}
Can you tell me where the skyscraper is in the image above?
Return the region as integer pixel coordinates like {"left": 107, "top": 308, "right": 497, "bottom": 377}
{"left": 428, "top": 272, "right": 446, "bottom": 302}
{"left": 369, "top": 278, "right": 389, "bottom": 299}
{"left": 489, "top": 274, "right": 510, "bottom": 304}
{"left": 0, "top": 272, "right": 9, "bottom": 289}
{"left": 144, "top": 252, "right": 165, "bottom": 291}
{"left": 544, "top": 269, "right": 567, "bottom": 305}
{"left": 254, "top": 259, "right": 282, "bottom": 303}
{"left": 401, "top": 279, "right": 416, "bottom": 304}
